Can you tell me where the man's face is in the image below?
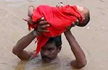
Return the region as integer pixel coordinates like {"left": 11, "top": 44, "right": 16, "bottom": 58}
{"left": 40, "top": 42, "right": 60, "bottom": 63}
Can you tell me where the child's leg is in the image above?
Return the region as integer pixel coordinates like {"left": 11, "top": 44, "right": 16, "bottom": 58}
{"left": 28, "top": 5, "right": 35, "bottom": 18}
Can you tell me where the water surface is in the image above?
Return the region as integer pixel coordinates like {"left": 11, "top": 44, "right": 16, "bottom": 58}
{"left": 0, "top": 0, "right": 108, "bottom": 70}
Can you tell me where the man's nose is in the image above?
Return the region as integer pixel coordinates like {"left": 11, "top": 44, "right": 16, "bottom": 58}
{"left": 43, "top": 50, "right": 49, "bottom": 56}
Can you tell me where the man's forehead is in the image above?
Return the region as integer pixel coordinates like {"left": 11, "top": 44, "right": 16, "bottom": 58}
{"left": 43, "top": 42, "right": 56, "bottom": 48}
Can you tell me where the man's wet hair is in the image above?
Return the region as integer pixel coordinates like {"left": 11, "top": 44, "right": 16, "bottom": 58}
{"left": 47, "top": 35, "right": 62, "bottom": 48}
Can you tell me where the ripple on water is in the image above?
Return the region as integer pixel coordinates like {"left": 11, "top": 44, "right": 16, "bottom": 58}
{"left": 4, "top": 0, "right": 37, "bottom": 7}
{"left": 0, "top": 8, "right": 8, "bottom": 22}
{"left": 5, "top": 0, "right": 26, "bottom": 2}
{"left": 5, "top": 0, "right": 26, "bottom": 7}
{"left": 25, "top": 56, "right": 61, "bottom": 70}
{"left": 5, "top": 0, "right": 37, "bottom": 2}
{"left": 7, "top": 2, "right": 26, "bottom": 7}
{"left": 99, "top": 0, "right": 105, "bottom": 2}
{"left": 0, "top": 61, "right": 14, "bottom": 70}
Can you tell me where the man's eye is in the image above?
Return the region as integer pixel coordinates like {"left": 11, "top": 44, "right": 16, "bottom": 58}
{"left": 41, "top": 48, "right": 45, "bottom": 50}
{"left": 48, "top": 48, "right": 53, "bottom": 51}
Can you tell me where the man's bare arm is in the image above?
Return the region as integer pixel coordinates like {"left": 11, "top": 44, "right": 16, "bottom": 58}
{"left": 12, "top": 30, "right": 38, "bottom": 60}
{"left": 12, "top": 20, "right": 50, "bottom": 60}
{"left": 64, "top": 30, "right": 87, "bottom": 68}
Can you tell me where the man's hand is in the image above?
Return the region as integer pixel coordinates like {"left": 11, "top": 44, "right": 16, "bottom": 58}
{"left": 66, "top": 19, "right": 79, "bottom": 30}
{"left": 24, "top": 17, "right": 50, "bottom": 35}
{"left": 13, "top": 17, "right": 50, "bottom": 60}
{"left": 36, "top": 18, "right": 50, "bottom": 33}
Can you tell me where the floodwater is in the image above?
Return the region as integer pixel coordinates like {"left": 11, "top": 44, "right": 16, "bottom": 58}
{"left": 0, "top": 0, "right": 108, "bottom": 70}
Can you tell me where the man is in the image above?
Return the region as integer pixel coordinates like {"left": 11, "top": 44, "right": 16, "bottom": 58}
{"left": 12, "top": 20, "right": 86, "bottom": 68}
{"left": 12, "top": 5, "right": 90, "bottom": 68}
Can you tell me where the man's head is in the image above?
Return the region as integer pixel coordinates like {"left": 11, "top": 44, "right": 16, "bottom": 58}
{"left": 76, "top": 5, "right": 90, "bottom": 27}
{"left": 40, "top": 35, "right": 62, "bottom": 62}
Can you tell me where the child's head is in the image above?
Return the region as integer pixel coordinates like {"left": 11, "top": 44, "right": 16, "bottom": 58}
{"left": 76, "top": 5, "right": 90, "bottom": 27}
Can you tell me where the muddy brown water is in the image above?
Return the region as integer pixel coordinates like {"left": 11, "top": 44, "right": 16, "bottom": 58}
{"left": 0, "top": 0, "right": 108, "bottom": 70}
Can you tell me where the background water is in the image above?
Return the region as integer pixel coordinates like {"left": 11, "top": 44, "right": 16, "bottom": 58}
{"left": 0, "top": 0, "right": 108, "bottom": 70}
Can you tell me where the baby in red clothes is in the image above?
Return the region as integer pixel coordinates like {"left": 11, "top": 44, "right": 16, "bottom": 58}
{"left": 24, "top": 4, "right": 90, "bottom": 56}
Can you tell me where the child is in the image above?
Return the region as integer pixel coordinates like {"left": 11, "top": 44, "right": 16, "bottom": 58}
{"left": 24, "top": 4, "right": 90, "bottom": 56}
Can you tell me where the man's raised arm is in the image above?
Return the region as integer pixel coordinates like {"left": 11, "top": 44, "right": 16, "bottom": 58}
{"left": 64, "top": 30, "right": 87, "bottom": 68}
{"left": 12, "top": 19, "right": 50, "bottom": 60}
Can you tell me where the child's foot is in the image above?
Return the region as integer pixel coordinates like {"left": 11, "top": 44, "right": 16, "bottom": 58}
{"left": 28, "top": 5, "right": 35, "bottom": 17}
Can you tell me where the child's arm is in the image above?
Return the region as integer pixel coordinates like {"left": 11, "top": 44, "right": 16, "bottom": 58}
{"left": 64, "top": 30, "right": 87, "bottom": 68}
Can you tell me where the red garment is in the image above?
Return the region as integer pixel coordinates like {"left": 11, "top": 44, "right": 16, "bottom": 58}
{"left": 28, "top": 5, "right": 84, "bottom": 57}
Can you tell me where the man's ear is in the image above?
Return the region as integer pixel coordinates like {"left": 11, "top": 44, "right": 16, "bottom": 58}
{"left": 57, "top": 46, "right": 62, "bottom": 53}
